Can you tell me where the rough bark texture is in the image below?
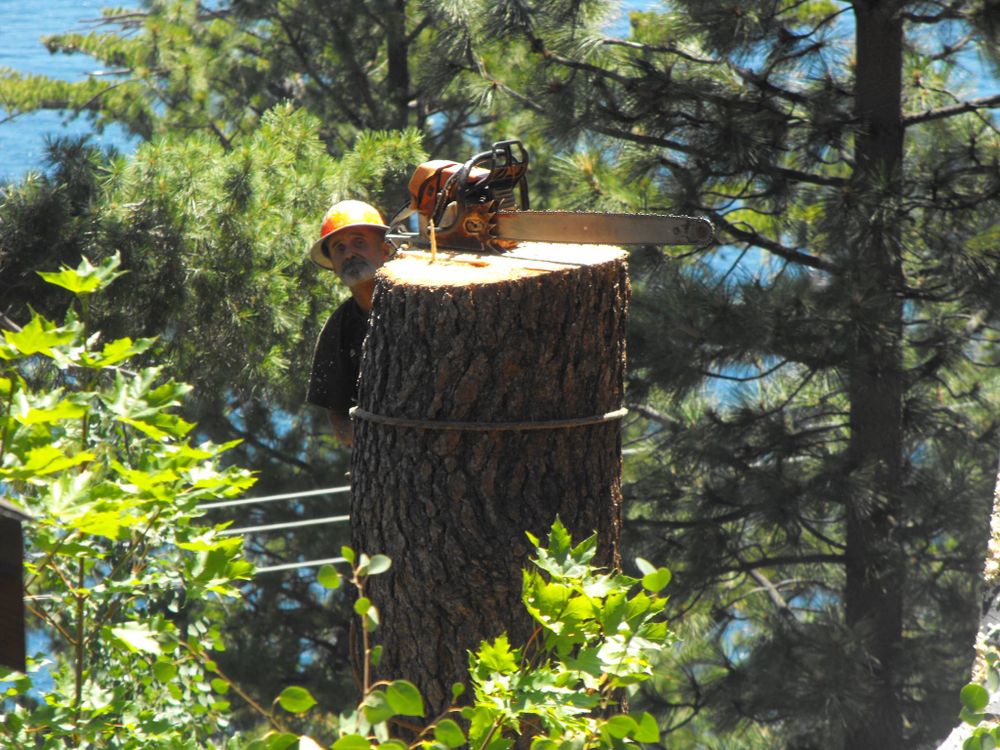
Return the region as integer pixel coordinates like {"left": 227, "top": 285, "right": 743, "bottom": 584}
{"left": 350, "top": 245, "right": 628, "bottom": 714}
{"left": 844, "top": 5, "right": 907, "bottom": 750}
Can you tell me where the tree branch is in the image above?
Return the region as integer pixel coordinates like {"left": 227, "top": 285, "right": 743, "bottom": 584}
{"left": 710, "top": 212, "right": 836, "bottom": 272}
{"left": 903, "top": 93, "right": 1000, "bottom": 127}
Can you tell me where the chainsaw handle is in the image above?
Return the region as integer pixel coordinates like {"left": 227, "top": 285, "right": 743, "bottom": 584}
{"left": 430, "top": 139, "right": 531, "bottom": 227}
{"left": 489, "top": 140, "right": 529, "bottom": 210}
{"left": 429, "top": 150, "right": 493, "bottom": 227}
{"left": 454, "top": 149, "right": 496, "bottom": 194}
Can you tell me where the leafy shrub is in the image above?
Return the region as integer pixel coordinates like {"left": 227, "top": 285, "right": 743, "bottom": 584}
{"left": 1, "top": 255, "right": 255, "bottom": 747}
{"left": 256, "top": 520, "right": 674, "bottom": 750}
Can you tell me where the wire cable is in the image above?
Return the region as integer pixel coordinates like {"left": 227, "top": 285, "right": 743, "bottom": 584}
{"left": 219, "top": 514, "right": 350, "bottom": 536}
{"left": 199, "top": 486, "right": 349, "bottom": 510}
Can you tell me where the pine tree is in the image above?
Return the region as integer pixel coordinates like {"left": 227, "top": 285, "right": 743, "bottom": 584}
{"left": 0, "top": 0, "right": 483, "bottom": 154}
{"left": 449, "top": 1, "right": 1000, "bottom": 748}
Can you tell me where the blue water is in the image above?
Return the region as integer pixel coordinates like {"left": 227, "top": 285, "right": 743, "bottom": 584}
{"left": 0, "top": 0, "right": 138, "bottom": 182}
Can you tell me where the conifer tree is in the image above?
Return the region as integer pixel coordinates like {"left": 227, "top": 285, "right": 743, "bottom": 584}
{"left": 447, "top": 1, "right": 1000, "bottom": 748}
{"left": 0, "top": 0, "right": 481, "bottom": 154}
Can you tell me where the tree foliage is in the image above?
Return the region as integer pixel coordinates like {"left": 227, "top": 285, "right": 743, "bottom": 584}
{"left": 246, "top": 519, "right": 675, "bottom": 750}
{"left": 0, "top": 0, "right": 486, "bottom": 154}
{"left": 0, "top": 255, "right": 255, "bottom": 746}
{"left": 444, "top": 1, "right": 1000, "bottom": 748}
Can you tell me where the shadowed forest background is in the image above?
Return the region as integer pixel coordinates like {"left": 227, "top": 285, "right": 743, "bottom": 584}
{"left": 2, "top": 1, "right": 1000, "bottom": 749}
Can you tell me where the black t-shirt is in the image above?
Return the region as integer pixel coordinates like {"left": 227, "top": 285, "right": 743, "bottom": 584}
{"left": 306, "top": 297, "right": 368, "bottom": 418}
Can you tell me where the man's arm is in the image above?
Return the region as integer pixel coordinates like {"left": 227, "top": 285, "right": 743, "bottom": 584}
{"left": 328, "top": 409, "right": 353, "bottom": 446}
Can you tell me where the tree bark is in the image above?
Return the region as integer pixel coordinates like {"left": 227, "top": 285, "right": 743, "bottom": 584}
{"left": 844, "top": 4, "right": 906, "bottom": 750}
{"left": 350, "top": 245, "right": 628, "bottom": 715}
{"left": 0, "top": 503, "right": 27, "bottom": 672}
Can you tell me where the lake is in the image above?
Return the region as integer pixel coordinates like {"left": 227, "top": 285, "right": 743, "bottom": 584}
{"left": 0, "top": 0, "right": 137, "bottom": 182}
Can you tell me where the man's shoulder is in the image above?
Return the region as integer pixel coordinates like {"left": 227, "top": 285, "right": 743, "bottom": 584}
{"left": 321, "top": 296, "right": 362, "bottom": 329}
{"left": 330, "top": 296, "right": 360, "bottom": 318}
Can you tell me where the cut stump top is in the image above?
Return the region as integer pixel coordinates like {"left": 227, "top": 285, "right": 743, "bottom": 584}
{"left": 381, "top": 243, "right": 628, "bottom": 287}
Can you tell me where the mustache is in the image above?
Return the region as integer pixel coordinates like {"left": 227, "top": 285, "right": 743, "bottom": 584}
{"left": 337, "top": 256, "right": 377, "bottom": 285}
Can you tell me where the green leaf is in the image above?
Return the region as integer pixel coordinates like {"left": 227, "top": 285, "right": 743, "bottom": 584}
{"left": 605, "top": 714, "right": 638, "bottom": 739}
{"left": 37, "top": 254, "right": 126, "bottom": 296}
{"left": 3, "top": 316, "right": 76, "bottom": 357}
{"left": 961, "top": 706, "right": 987, "bottom": 727}
{"left": 386, "top": 679, "right": 425, "bottom": 717}
{"left": 80, "top": 336, "right": 155, "bottom": 367}
{"left": 434, "top": 718, "right": 466, "bottom": 748}
{"left": 152, "top": 660, "right": 178, "bottom": 682}
{"left": 278, "top": 686, "right": 317, "bottom": 714}
{"left": 111, "top": 623, "right": 162, "bottom": 655}
{"left": 341, "top": 546, "right": 356, "bottom": 564}
{"left": 362, "top": 689, "right": 395, "bottom": 724}
{"left": 13, "top": 398, "right": 87, "bottom": 425}
{"left": 476, "top": 634, "right": 519, "bottom": 674}
{"left": 962, "top": 683, "right": 991, "bottom": 713}
{"left": 548, "top": 517, "right": 573, "bottom": 555}
{"left": 633, "top": 712, "right": 660, "bottom": 743}
{"left": 255, "top": 733, "right": 299, "bottom": 750}
{"left": 640, "top": 567, "right": 672, "bottom": 593}
{"left": 365, "top": 554, "right": 392, "bottom": 576}
{"left": 451, "top": 682, "right": 466, "bottom": 700}
{"left": 332, "top": 734, "right": 371, "bottom": 750}
{"left": 7, "top": 445, "right": 95, "bottom": 478}
{"left": 354, "top": 597, "right": 372, "bottom": 616}
{"left": 635, "top": 558, "right": 656, "bottom": 577}
{"left": 370, "top": 645, "right": 383, "bottom": 667}
{"left": 318, "top": 564, "right": 341, "bottom": 589}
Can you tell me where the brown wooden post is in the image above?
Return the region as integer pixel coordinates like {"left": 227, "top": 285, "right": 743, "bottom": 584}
{"left": 0, "top": 498, "right": 29, "bottom": 672}
{"left": 350, "top": 244, "right": 628, "bottom": 714}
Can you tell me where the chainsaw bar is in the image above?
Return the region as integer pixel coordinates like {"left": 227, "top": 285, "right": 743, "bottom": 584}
{"left": 493, "top": 211, "right": 714, "bottom": 246}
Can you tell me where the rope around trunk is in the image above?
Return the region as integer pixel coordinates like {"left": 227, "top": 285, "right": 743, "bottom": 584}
{"left": 349, "top": 406, "right": 628, "bottom": 432}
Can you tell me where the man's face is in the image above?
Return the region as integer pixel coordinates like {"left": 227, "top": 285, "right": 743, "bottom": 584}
{"left": 324, "top": 227, "right": 390, "bottom": 287}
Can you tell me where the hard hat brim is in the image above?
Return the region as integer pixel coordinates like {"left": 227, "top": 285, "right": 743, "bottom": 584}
{"left": 309, "top": 222, "right": 389, "bottom": 271}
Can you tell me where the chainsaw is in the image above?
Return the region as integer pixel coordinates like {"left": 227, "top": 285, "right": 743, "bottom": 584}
{"left": 387, "top": 139, "right": 713, "bottom": 254}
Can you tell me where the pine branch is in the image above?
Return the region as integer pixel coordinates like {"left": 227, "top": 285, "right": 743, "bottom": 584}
{"left": 903, "top": 93, "right": 1000, "bottom": 127}
{"left": 723, "top": 553, "right": 846, "bottom": 572}
{"left": 272, "top": 17, "right": 366, "bottom": 129}
{"left": 902, "top": 2, "right": 968, "bottom": 23}
{"left": 593, "top": 123, "right": 847, "bottom": 189}
{"left": 628, "top": 512, "right": 750, "bottom": 529}
{"left": 220, "top": 415, "right": 315, "bottom": 473}
{"left": 701, "top": 359, "right": 791, "bottom": 382}
{"left": 709, "top": 212, "right": 835, "bottom": 272}
{"left": 600, "top": 37, "right": 721, "bottom": 65}
{"left": 327, "top": 15, "right": 380, "bottom": 122}
{"left": 745, "top": 568, "right": 796, "bottom": 618}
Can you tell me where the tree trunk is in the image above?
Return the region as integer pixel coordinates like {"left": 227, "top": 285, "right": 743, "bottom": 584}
{"left": 934, "top": 457, "right": 1000, "bottom": 750}
{"left": 0, "top": 502, "right": 27, "bottom": 672}
{"left": 844, "top": 5, "right": 906, "bottom": 750}
{"left": 350, "top": 244, "right": 628, "bottom": 715}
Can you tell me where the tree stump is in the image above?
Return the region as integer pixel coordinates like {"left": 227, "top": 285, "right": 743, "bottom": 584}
{"left": 350, "top": 244, "right": 629, "bottom": 714}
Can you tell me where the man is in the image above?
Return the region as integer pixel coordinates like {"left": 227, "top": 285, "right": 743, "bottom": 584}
{"left": 306, "top": 199, "right": 391, "bottom": 445}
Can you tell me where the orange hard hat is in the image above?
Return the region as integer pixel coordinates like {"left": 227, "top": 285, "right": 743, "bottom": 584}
{"left": 309, "top": 199, "right": 388, "bottom": 270}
